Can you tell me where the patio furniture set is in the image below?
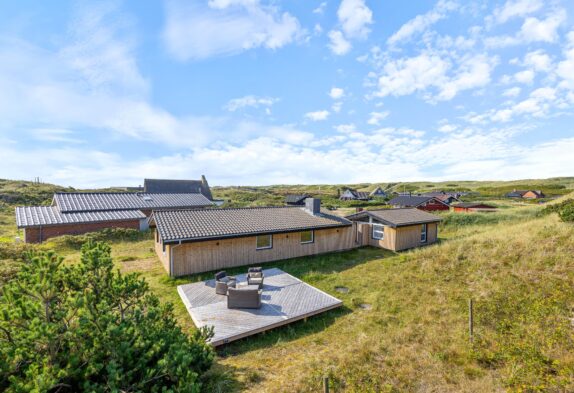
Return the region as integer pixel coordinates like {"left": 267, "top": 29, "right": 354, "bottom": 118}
{"left": 215, "top": 267, "right": 264, "bottom": 309}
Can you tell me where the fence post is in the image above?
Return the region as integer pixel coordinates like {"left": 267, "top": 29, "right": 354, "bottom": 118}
{"left": 323, "top": 376, "right": 330, "bottom": 393}
{"left": 468, "top": 298, "right": 474, "bottom": 343}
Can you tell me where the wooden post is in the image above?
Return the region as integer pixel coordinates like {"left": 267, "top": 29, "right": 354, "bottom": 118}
{"left": 323, "top": 376, "right": 330, "bottom": 393}
{"left": 468, "top": 298, "right": 474, "bottom": 342}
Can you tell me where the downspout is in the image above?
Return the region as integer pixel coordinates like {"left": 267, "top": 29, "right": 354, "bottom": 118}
{"left": 170, "top": 240, "right": 182, "bottom": 278}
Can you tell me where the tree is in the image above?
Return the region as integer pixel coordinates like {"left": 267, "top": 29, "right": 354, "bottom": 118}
{"left": 0, "top": 241, "right": 214, "bottom": 392}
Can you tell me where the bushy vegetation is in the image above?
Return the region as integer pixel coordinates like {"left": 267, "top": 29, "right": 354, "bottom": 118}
{"left": 543, "top": 199, "right": 574, "bottom": 223}
{"left": 0, "top": 241, "right": 214, "bottom": 392}
{"left": 50, "top": 227, "right": 152, "bottom": 249}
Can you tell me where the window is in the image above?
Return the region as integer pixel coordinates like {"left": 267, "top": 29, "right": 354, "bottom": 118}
{"left": 372, "top": 224, "right": 384, "bottom": 240}
{"left": 300, "top": 230, "right": 314, "bottom": 244}
{"left": 256, "top": 234, "right": 272, "bottom": 250}
{"left": 421, "top": 224, "right": 427, "bottom": 243}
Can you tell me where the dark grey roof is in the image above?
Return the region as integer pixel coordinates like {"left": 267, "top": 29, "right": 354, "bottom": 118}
{"left": 144, "top": 176, "right": 213, "bottom": 200}
{"left": 54, "top": 192, "right": 213, "bottom": 213}
{"left": 150, "top": 206, "right": 351, "bottom": 243}
{"left": 452, "top": 202, "right": 496, "bottom": 208}
{"left": 388, "top": 195, "right": 444, "bottom": 207}
{"left": 285, "top": 194, "right": 309, "bottom": 204}
{"left": 345, "top": 208, "right": 441, "bottom": 228}
{"left": 15, "top": 206, "right": 146, "bottom": 228}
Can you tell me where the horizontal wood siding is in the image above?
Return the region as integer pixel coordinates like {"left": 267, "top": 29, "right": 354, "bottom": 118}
{"left": 170, "top": 226, "right": 355, "bottom": 276}
{"left": 154, "top": 232, "right": 170, "bottom": 274}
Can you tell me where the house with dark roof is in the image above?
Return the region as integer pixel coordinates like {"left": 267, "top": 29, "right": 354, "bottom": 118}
{"left": 339, "top": 189, "right": 370, "bottom": 201}
{"left": 419, "top": 191, "right": 460, "bottom": 205}
{"left": 505, "top": 190, "right": 545, "bottom": 199}
{"left": 388, "top": 195, "right": 449, "bottom": 211}
{"left": 284, "top": 194, "right": 310, "bottom": 206}
{"left": 16, "top": 192, "right": 213, "bottom": 243}
{"left": 452, "top": 202, "right": 497, "bottom": 213}
{"left": 144, "top": 175, "right": 213, "bottom": 200}
{"left": 345, "top": 208, "right": 441, "bottom": 251}
{"left": 369, "top": 187, "right": 387, "bottom": 198}
{"left": 149, "top": 198, "right": 355, "bottom": 276}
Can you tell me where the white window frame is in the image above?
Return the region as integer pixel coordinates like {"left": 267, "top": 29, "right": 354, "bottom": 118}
{"left": 256, "top": 234, "right": 273, "bottom": 250}
{"left": 372, "top": 223, "right": 384, "bottom": 240}
{"left": 300, "top": 230, "right": 314, "bottom": 244}
{"left": 421, "top": 223, "right": 427, "bottom": 243}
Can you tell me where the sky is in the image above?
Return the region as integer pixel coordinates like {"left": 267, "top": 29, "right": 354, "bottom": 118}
{"left": 1, "top": 0, "right": 574, "bottom": 188}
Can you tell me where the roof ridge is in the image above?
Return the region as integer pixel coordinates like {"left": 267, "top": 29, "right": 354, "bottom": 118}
{"left": 155, "top": 205, "right": 299, "bottom": 213}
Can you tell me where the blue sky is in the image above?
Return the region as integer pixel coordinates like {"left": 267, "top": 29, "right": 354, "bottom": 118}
{"left": 1, "top": 0, "right": 573, "bottom": 188}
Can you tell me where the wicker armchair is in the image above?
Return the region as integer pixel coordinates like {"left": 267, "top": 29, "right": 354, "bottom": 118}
{"left": 215, "top": 271, "right": 236, "bottom": 295}
{"left": 227, "top": 287, "right": 262, "bottom": 309}
{"left": 247, "top": 267, "right": 264, "bottom": 288}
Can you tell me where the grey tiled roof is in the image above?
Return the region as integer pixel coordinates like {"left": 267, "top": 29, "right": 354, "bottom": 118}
{"left": 388, "top": 195, "right": 438, "bottom": 207}
{"left": 345, "top": 208, "right": 441, "bottom": 227}
{"left": 150, "top": 206, "right": 351, "bottom": 243}
{"left": 144, "top": 178, "right": 213, "bottom": 200}
{"left": 54, "top": 192, "right": 213, "bottom": 213}
{"left": 15, "top": 206, "right": 146, "bottom": 228}
{"left": 285, "top": 194, "right": 309, "bottom": 204}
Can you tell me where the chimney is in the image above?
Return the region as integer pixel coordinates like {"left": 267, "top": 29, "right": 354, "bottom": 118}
{"left": 305, "top": 198, "right": 321, "bottom": 215}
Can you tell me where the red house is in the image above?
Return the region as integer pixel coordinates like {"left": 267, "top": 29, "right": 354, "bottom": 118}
{"left": 388, "top": 195, "right": 449, "bottom": 211}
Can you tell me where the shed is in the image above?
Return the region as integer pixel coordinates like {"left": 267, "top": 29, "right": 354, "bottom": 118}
{"left": 452, "top": 202, "right": 497, "bottom": 212}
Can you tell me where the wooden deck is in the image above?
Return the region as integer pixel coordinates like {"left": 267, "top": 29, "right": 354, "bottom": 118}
{"left": 177, "top": 268, "right": 343, "bottom": 346}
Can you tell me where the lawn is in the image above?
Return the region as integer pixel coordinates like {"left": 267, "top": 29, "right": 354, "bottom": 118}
{"left": 1, "top": 180, "right": 573, "bottom": 392}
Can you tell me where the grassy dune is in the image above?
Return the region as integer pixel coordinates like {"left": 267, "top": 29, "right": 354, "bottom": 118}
{"left": 1, "top": 181, "right": 573, "bottom": 391}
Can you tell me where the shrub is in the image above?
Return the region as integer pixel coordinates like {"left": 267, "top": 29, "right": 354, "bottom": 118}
{"left": 558, "top": 203, "right": 574, "bottom": 222}
{"left": 0, "top": 241, "right": 214, "bottom": 392}
{"left": 50, "top": 227, "right": 152, "bottom": 249}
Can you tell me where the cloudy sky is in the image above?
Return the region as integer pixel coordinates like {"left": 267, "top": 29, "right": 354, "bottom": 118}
{"left": 1, "top": 0, "right": 573, "bottom": 188}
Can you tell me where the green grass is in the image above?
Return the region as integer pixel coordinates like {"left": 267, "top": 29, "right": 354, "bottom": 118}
{"left": 1, "top": 180, "right": 574, "bottom": 391}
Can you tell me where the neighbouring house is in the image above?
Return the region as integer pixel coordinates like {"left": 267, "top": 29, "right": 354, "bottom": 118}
{"left": 452, "top": 202, "right": 497, "bottom": 213}
{"left": 345, "top": 208, "right": 441, "bottom": 251}
{"left": 505, "top": 189, "right": 546, "bottom": 199}
{"left": 144, "top": 175, "right": 213, "bottom": 200}
{"left": 16, "top": 192, "right": 213, "bottom": 243}
{"left": 149, "top": 198, "right": 355, "bottom": 276}
{"left": 419, "top": 191, "right": 460, "bottom": 205}
{"left": 284, "top": 194, "right": 310, "bottom": 206}
{"left": 369, "top": 186, "right": 387, "bottom": 198}
{"left": 388, "top": 195, "right": 449, "bottom": 211}
{"left": 339, "top": 189, "right": 371, "bottom": 201}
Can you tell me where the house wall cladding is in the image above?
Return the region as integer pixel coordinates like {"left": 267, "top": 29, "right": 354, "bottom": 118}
{"left": 357, "top": 222, "right": 438, "bottom": 251}
{"left": 418, "top": 201, "right": 449, "bottom": 211}
{"left": 24, "top": 219, "right": 141, "bottom": 243}
{"left": 166, "top": 226, "right": 356, "bottom": 276}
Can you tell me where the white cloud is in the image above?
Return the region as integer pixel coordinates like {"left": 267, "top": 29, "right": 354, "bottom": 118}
{"left": 305, "top": 110, "right": 330, "bottom": 121}
{"left": 388, "top": 0, "right": 458, "bottom": 46}
{"left": 329, "top": 87, "right": 345, "bottom": 99}
{"left": 334, "top": 123, "right": 357, "bottom": 133}
{"left": 523, "top": 50, "right": 552, "bottom": 72}
{"left": 328, "top": 30, "right": 351, "bottom": 55}
{"left": 367, "top": 111, "right": 389, "bottom": 126}
{"left": 331, "top": 101, "right": 343, "bottom": 113}
{"left": 514, "top": 69, "right": 535, "bottom": 84}
{"left": 313, "top": 2, "right": 327, "bottom": 15}
{"left": 503, "top": 86, "right": 521, "bottom": 97}
{"left": 557, "top": 31, "right": 574, "bottom": 89}
{"left": 162, "top": 0, "right": 304, "bottom": 61}
{"left": 337, "top": 0, "right": 373, "bottom": 39}
{"left": 224, "top": 95, "right": 278, "bottom": 111}
{"left": 436, "top": 54, "right": 497, "bottom": 101}
{"left": 489, "top": 0, "right": 543, "bottom": 25}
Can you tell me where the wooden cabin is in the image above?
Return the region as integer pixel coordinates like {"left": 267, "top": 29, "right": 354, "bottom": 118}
{"left": 345, "top": 208, "right": 441, "bottom": 251}
{"left": 452, "top": 202, "right": 497, "bottom": 213}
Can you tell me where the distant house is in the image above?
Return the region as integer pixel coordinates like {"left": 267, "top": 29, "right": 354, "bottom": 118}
{"left": 339, "top": 189, "right": 370, "bottom": 201}
{"left": 369, "top": 187, "right": 387, "bottom": 198}
{"left": 388, "top": 195, "right": 449, "bottom": 211}
{"left": 419, "top": 191, "right": 460, "bottom": 205}
{"left": 144, "top": 175, "right": 213, "bottom": 200}
{"left": 452, "top": 202, "right": 497, "bottom": 213}
{"left": 284, "top": 194, "right": 310, "bottom": 206}
{"left": 505, "top": 190, "right": 545, "bottom": 199}
{"left": 16, "top": 192, "right": 213, "bottom": 243}
{"left": 149, "top": 199, "right": 355, "bottom": 276}
{"left": 346, "top": 208, "right": 441, "bottom": 251}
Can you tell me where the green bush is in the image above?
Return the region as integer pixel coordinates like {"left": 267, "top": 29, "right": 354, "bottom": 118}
{"left": 558, "top": 203, "right": 574, "bottom": 222}
{"left": 50, "top": 227, "right": 152, "bottom": 249}
{"left": 0, "top": 241, "right": 214, "bottom": 392}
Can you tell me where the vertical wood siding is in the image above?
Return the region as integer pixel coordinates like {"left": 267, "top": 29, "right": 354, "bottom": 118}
{"left": 168, "top": 226, "right": 356, "bottom": 276}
